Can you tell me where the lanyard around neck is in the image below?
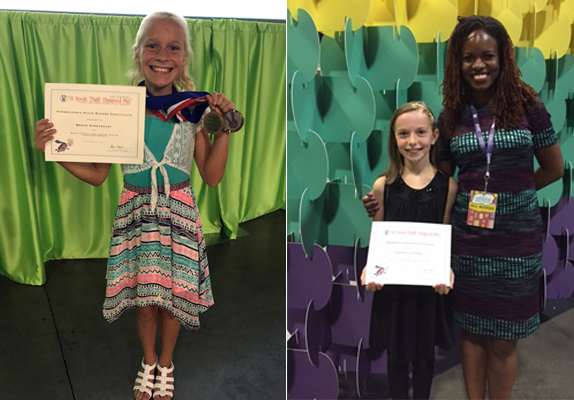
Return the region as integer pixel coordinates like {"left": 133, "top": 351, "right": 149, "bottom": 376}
{"left": 470, "top": 105, "right": 495, "bottom": 192}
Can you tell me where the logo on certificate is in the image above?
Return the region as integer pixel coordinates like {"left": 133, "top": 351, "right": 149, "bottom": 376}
{"left": 60, "top": 94, "right": 67, "bottom": 102}
{"left": 374, "top": 265, "right": 387, "bottom": 276}
{"left": 55, "top": 138, "right": 74, "bottom": 152}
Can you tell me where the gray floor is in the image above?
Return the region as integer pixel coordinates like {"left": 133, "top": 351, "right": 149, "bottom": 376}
{"left": 431, "top": 299, "right": 574, "bottom": 400}
{"left": 338, "top": 297, "right": 574, "bottom": 400}
{"left": 0, "top": 210, "right": 285, "bottom": 400}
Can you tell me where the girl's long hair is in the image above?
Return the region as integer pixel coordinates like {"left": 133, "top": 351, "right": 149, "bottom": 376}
{"left": 441, "top": 15, "right": 539, "bottom": 138}
{"left": 127, "top": 11, "right": 196, "bottom": 91}
{"left": 382, "top": 101, "right": 439, "bottom": 185}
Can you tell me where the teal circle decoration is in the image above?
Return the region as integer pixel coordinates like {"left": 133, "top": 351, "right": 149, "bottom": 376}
{"left": 345, "top": 21, "right": 418, "bottom": 92}
{"left": 287, "top": 9, "right": 320, "bottom": 84}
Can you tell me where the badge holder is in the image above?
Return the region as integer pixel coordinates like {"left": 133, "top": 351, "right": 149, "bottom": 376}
{"left": 466, "top": 106, "right": 498, "bottom": 229}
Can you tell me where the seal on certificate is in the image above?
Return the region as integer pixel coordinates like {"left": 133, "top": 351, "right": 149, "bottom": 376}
{"left": 204, "top": 109, "right": 245, "bottom": 135}
{"left": 55, "top": 138, "right": 74, "bottom": 152}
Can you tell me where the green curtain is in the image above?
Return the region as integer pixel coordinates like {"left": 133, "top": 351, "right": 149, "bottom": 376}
{"left": 0, "top": 11, "right": 286, "bottom": 285}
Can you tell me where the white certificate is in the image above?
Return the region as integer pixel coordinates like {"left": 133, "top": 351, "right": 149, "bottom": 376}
{"left": 365, "top": 221, "right": 451, "bottom": 286}
{"left": 45, "top": 83, "right": 146, "bottom": 164}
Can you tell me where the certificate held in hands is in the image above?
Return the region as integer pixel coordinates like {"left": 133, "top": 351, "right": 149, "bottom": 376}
{"left": 365, "top": 221, "right": 452, "bottom": 287}
{"left": 45, "top": 83, "right": 146, "bottom": 164}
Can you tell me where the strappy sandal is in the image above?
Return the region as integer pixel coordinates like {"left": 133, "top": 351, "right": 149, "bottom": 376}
{"left": 134, "top": 358, "right": 157, "bottom": 400}
{"left": 153, "top": 362, "right": 175, "bottom": 399}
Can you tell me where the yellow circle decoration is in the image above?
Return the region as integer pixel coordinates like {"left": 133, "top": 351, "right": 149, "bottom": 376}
{"left": 477, "top": 0, "right": 523, "bottom": 45}
{"left": 533, "top": 6, "right": 572, "bottom": 58}
{"left": 405, "top": 0, "right": 458, "bottom": 43}
{"left": 287, "top": 0, "right": 370, "bottom": 36}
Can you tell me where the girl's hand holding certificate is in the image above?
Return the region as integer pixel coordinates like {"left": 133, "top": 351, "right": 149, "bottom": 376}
{"left": 432, "top": 269, "right": 454, "bottom": 295}
{"left": 361, "top": 267, "right": 383, "bottom": 292}
{"left": 34, "top": 118, "right": 56, "bottom": 153}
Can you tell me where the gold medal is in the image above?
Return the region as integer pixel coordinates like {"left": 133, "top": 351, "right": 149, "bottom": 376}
{"left": 223, "top": 110, "right": 245, "bottom": 132}
{"left": 204, "top": 109, "right": 245, "bottom": 135}
{"left": 204, "top": 111, "right": 225, "bottom": 135}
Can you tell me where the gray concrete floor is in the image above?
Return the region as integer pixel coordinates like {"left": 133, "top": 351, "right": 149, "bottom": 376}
{"left": 337, "top": 298, "right": 574, "bottom": 400}
{"left": 431, "top": 299, "right": 574, "bottom": 400}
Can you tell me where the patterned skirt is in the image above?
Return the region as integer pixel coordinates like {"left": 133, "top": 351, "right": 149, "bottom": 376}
{"left": 449, "top": 193, "right": 542, "bottom": 340}
{"left": 103, "top": 180, "right": 214, "bottom": 330}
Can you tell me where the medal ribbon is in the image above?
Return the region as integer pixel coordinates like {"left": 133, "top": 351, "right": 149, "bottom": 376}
{"left": 470, "top": 105, "right": 495, "bottom": 192}
{"left": 139, "top": 81, "right": 210, "bottom": 123}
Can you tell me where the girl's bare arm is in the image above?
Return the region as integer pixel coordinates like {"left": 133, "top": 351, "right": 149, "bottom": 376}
{"left": 193, "top": 93, "right": 235, "bottom": 187}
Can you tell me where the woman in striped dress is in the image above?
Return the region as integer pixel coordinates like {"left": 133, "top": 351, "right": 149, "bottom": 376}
{"left": 438, "top": 16, "right": 563, "bottom": 399}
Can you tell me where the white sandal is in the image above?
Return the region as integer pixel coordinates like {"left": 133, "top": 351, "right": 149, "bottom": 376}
{"left": 153, "top": 362, "right": 175, "bottom": 399}
{"left": 134, "top": 358, "right": 157, "bottom": 399}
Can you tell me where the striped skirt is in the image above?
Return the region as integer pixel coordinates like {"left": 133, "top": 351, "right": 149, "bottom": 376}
{"left": 103, "top": 180, "right": 213, "bottom": 330}
{"left": 450, "top": 254, "right": 541, "bottom": 340}
{"left": 450, "top": 194, "right": 543, "bottom": 340}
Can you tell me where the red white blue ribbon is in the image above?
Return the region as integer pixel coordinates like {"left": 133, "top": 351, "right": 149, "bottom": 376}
{"left": 139, "top": 81, "right": 210, "bottom": 123}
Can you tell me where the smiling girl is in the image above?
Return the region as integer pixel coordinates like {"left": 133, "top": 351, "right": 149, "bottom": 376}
{"left": 361, "top": 101, "right": 457, "bottom": 400}
{"left": 34, "top": 12, "right": 237, "bottom": 400}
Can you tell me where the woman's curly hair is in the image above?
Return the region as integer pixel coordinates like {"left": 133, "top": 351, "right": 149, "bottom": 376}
{"left": 441, "top": 15, "right": 539, "bottom": 138}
